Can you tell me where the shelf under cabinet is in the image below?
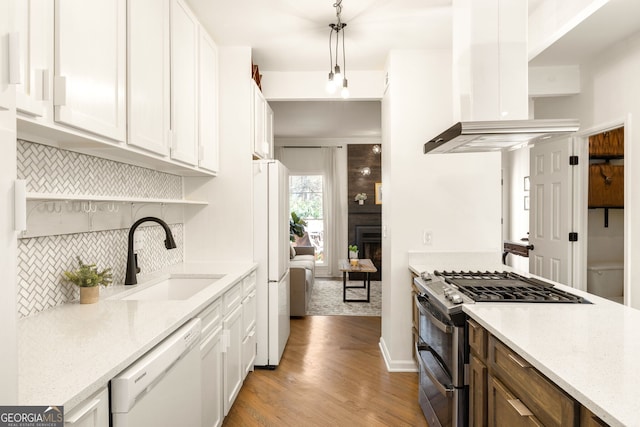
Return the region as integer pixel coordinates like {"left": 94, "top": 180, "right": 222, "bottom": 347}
{"left": 26, "top": 192, "right": 208, "bottom": 205}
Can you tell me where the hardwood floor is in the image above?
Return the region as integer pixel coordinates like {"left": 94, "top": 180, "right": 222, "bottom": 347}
{"left": 223, "top": 316, "right": 428, "bottom": 427}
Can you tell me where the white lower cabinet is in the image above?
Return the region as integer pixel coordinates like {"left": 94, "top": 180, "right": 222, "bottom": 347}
{"left": 223, "top": 303, "right": 243, "bottom": 416}
{"left": 241, "top": 289, "right": 257, "bottom": 376}
{"left": 64, "top": 386, "right": 109, "bottom": 427}
{"left": 201, "top": 325, "right": 224, "bottom": 427}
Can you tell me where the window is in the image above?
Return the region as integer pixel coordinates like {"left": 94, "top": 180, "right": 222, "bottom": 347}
{"left": 290, "top": 175, "right": 324, "bottom": 264}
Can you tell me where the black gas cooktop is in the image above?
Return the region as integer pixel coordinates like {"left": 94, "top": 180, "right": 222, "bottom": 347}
{"left": 434, "top": 270, "right": 586, "bottom": 303}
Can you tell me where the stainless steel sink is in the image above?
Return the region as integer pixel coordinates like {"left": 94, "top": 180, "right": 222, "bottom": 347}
{"left": 120, "top": 275, "right": 225, "bottom": 301}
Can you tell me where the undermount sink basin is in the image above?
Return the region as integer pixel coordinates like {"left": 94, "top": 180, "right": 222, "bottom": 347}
{"left": 121, "top": 275, "right": 225, "bottom": 301}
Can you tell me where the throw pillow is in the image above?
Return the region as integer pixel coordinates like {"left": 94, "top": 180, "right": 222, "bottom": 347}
{"left": 290, "top": 243, "right": 296, "bottom": 259}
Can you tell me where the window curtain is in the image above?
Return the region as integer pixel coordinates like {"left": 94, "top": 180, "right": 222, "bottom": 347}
{"left": 322, "top": 146, "right": 348, "bottom": 277}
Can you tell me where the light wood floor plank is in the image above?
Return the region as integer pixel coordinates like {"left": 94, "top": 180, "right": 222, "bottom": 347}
{"left": 223, "top": 316, "right": 428, "bottom": 427}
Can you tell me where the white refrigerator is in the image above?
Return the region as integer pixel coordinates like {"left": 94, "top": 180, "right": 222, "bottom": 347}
{"left": 253, "top": 160, "right": 291, "bottom": 367}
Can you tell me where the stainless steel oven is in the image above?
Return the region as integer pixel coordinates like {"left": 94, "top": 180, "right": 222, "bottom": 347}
{"left": 414, "top": 276, "right": 469, "bottom": 427}
{"left": 413, "top": 269, "right": 588, "bottom": 427}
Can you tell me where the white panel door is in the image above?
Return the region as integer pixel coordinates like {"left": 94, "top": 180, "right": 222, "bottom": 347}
{"left": 0, "top": 1, "right": 12, "bottom": 112}
{"left": 198, "top": 29, "right": 219, "bottom": 173}
{"left": 222, "top": 305, "right": 242, "bottom": 416}
{"left": 54, "top": 0, "right": 126, "bottom": 141}
{"left": 13, "top": 0, "right": 52, "bottom": 118}
{"left": 170, "top": 0, "right": 198, "bottom": 165}
{"left": 127, "top": 0, "right": 170, "bottom": 156}
{"left": 529, "top": 137, "right": 573, "bottom": 285}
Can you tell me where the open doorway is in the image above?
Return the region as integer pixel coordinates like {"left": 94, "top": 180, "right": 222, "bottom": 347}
{"left": 583, "top": 126, "right": 625, "bottom": 304}
{"left": 503, "top": 126, "right": 626, "bottom": 304}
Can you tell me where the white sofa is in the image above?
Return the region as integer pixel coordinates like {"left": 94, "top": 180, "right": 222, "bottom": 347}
{"left": 289, "top": 245, "right": 315, "bottom": 316}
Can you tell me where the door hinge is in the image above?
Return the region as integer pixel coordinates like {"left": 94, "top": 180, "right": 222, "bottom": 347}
{"left": 569, "top": 232, "right": 578, "bottom": 242}
{"left": 569, "top": 155, "right": 579, "bottom": 165}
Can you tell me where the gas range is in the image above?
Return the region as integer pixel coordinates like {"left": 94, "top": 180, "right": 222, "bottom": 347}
{"left": 414, "top": 270, "right": 587, "bottom": 316}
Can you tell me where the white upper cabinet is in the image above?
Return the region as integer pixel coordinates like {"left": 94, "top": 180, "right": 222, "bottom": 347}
{"left": 198, "top": 29, "right": 219, "bottom": 174}
{"left": 251, "top": 81, "right": 273, "bottom": 159}
{"left": 54, "top": 0, "right": 126, "bottom": 141}
{"left": 13, "top": 0, "right": 52, "bottom": 119}
{"left": 127, "top": 0, "right": 170, "bottom": 156}
{"left": 170, "top": 0, "right": 199, "bottom": 166}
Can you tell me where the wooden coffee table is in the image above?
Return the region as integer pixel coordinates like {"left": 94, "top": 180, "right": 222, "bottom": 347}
{"left": 338, "top": 259, "right": 377, "bottom": 303}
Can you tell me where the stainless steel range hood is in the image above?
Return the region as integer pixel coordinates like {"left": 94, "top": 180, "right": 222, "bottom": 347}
{"left": 423, "top": 119, "right": 580, "bottom": 154}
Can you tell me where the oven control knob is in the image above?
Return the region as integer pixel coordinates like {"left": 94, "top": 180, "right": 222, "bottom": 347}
{"left": 451, "top": 294, "right": 463, "bottom": 304}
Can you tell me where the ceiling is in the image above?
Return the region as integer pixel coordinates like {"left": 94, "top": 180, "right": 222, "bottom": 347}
{"left": 186, "top": 0, "right": 640, "bottom": 141}
{"left": 187, "top": 0, "right": 453, "bottom": 72}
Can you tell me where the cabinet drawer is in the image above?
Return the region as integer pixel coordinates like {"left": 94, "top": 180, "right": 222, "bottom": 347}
{"left": 242, "top": 271, "right": 256, "bottom": 297}
{"left": 580, "top": 406, "right": 609, "bottom": 427}
{"left": 488, "top": 375, "right": 544, "bottom": 427}
{"left": 488, "top": 336, "right": 577, "bottom": 427}
{"left": 197, "top": 299, "right": 221, "bottom": 336}
{"left": 222, "top": 282, "right": 242, "bottom": 314}
{"left": 468, "top": 319, "right": 487, "bottom": 359}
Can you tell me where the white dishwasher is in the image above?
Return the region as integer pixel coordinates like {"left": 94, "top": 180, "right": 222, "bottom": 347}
{"left": 111, "top": 318, "right": 202, "bottom": 427}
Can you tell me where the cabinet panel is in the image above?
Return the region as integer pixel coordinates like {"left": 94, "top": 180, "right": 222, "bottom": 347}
{"left": 580, "top": 406, "right": 609, "bottom": 427}
{"left": 201, "top": 325, "right": 223, "bottom": 427}
{"left": 252, "top": 82, "right": 265, "bottom": 158}
{"left": 14, "top": 0, "right": 52, "bottom": 118}
{"left": 470, "top": 354, "right": 487, "bottom": 427}
{"left": 468, "top": 319, "right": 487, "bottom": 359}
{"left": 65, "top": 386, "right": 109, "bottom": 427}
{"left": 198, "top": 29, "right": 219, "bottom": 173}
{"left": 241, "top": 329, "right": 256, "bottom": 376}
{"left": 54, "top": 0, "right": 126, "bottom": 141}
{"left": 127, "top": 0, "right": 170, "bottom": 156}
{"left": 242, "top": 290, "right": 256, "bottom": 336}
{"left": 170, "top": 0, "right": 198, "bottom": 165}
{"left": 488, "top": 375, "right": 543, "bottom": 427}
{"left": 223, "top": 305, "right": 243, "bottom": 416}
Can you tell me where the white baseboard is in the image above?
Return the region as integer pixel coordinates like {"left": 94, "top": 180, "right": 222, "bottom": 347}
{"left": 378, "top": 337, "right": 418, "bottom": 372}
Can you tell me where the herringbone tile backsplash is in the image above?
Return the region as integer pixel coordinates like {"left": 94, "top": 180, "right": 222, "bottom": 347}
{"left": 17, "top": 141, "right": 185, "bottom": 318}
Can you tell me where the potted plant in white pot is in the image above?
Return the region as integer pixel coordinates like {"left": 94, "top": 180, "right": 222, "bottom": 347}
{"left": 355, "top": 193, "right": 367, "bottom": 205}
{"left": 348, "top": 244, "right": 359, "bottom": 266}
{"left": 63, "top": 257, "right": 113, "bottom": 304}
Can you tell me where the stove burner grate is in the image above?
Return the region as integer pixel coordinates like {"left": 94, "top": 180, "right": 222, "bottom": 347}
{"left": 434, "top": 270, "right": 585, "bottom": 303}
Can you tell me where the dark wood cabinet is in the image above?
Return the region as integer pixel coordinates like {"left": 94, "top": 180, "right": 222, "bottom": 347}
{"left": 468, "top": 319, "right": 610, "bottom": 427}
{"left": 488, "top": 375, "right": 544, "bottom": 427}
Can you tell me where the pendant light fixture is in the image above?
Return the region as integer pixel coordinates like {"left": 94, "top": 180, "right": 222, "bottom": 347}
{"left": 326, "top": 1, "right": 349, "bottom": 99}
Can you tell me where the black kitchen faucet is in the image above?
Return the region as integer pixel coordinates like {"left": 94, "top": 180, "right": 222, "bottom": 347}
{"left": 125, "top": 217, "right": 177, "bottom": 285}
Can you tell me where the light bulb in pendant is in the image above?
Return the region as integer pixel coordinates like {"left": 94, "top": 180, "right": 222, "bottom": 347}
{"left": 326, "top": 72, "right": 336, "bottom": 94}
{"left": 333, "top": 65, "right": 342, "bottom": 85}
{"left": 341, "top": 79, "right": 349, "bottom": 99}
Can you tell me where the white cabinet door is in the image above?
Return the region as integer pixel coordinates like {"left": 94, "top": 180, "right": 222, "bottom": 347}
{"left": 13, "top": 0, "right": 52, "bottom": 118}
{"left": 54, "top": 0, "right": 126, "bottom": 141}
{"left": 198, "top": 29, "right": 219, "bottom": 173}
{"left": 0, "top": 1, "right": 13, "bottom": 113}
{"left": 223, "top": 304, "right": 243, "bottom": 416}
{"left": 241, "top": 289, "right": 256, "bottom": 376}
{"left": 265, "top": 102, "right": 274, "bottom": 159}
{"left": 170, "top": 0, "right": 198, "bottom": 165}
{"left": 201, "top": 325, "right": 223, "bottom": 427}
{"left": 252, "top": 81, "right": 265, "bottom": 158}
{"left": 65, "top": 386, "right": 109, "bottom": 427}
{"left": 127, "top": 0, "right": 170, "bottom": 156}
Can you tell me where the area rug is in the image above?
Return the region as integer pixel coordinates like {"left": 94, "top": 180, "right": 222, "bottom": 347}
{"left": 306, "top": 278, "right": 381, "bottom": 316}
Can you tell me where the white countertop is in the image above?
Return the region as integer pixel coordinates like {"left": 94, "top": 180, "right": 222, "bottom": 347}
{"left": 408, "top": 252, "right": 640, "bottom": 427}
{"left": 18, "top": 261, "right": 256, "bottom": 410}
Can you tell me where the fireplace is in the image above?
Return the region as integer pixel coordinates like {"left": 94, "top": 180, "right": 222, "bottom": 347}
{"left": 351, "top": 225, "right": 382, "bottom": 281}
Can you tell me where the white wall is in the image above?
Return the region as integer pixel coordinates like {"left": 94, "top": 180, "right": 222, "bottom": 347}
{"left": 535, "top": 30, "right": 640, "bottom": 308}
{"left": 381, "top": 50, "right": 502, "bottom": 370}
{"left": 184, "top": 47, "right": 254, "bottom": 262}
{"left": 260, "top": 70, "right": 384, "bottom": 101}
{"left": 0, "top": 0, "right": 18, "bottom": 402}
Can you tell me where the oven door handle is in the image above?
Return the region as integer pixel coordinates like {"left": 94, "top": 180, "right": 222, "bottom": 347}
{"left": 415, "top": 296, "right": 453, "bottom": 334}
{"left": 415, "top": 343, "right": 454, "bottom": 398}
